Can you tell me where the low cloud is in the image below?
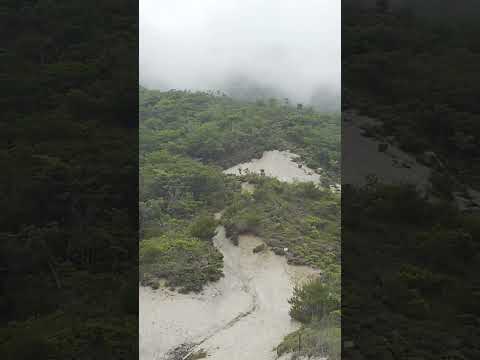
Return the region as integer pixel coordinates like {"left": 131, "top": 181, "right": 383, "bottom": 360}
{"left": 140, "top": 0, "right": 340, "bottom": 106}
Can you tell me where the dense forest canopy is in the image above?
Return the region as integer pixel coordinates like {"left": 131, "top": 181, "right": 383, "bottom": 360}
{"left": 140, "top": 87, "right": 340, "bottom": 178}
{"left": 1, "top": 0, "right": 138, "bottom": 358}
{"left": 343, "top": 0, "right": 480, "bottom": 188}
{"left": 342, "top": 3, "right": 480, "bottom": 359}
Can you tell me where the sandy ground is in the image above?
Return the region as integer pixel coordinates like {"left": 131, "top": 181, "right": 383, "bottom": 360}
{"left": 278, "top": 355, "right": 327, "bottom": 360}
{"left": 224, "top": 150, "right": 321, "bottom": 184}
{"left": 139, "top": 226, "right": 251, "bottom": 360}
{"left": 197, "top": 233, "right": 318, "bottom": 360}
{"left": 139, "top": 226, "right": 318, "bottom": 360}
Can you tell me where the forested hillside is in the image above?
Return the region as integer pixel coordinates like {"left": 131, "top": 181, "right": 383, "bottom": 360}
{"left": 139, "top": 88, "right": 340, "bottom": 287}
{"left": 139, "top": 88, "right": 341, "bottom": 358}
{"left": 343, "top": 1, "right": 480, "bottom": 189}
{"left": 1, "top": 1, "right": 138, "bottom": 358}
{"left": 140, "top": 87, "right": 340, "bottom": 179}
{"left": 343, "top": 3, "right": 480, "bottom": 359}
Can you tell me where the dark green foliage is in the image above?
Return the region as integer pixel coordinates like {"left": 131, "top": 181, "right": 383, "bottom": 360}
{"left": 296, "top": 3, "right": 480, "bottom": 359}
{"left": 342, "top": 0, "right": 480, "bottom": 359}
{"left": 3, "top": 334, "right": 56, "bottom": 360}
{"left": 1, "top": 0, "right": 138, "bottom": 357}
{"left": 343, "top": 184, "right": 480, "bottom": 359}
{"left": 140, "top": 235, "right": 223, "bottom": 293}
{"left": 343, "top": 2, "right": 480, "bottom": 188}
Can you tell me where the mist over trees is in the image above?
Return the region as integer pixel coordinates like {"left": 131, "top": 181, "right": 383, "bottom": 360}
{"left": 140, "top": 0, "right": 340, "bottom": 109}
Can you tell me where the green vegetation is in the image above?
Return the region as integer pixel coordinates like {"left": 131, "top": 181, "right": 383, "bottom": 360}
{"left": 277, "top": 320, "right": 340, "bottom": 360}
{"left": 277, "top": 271, "right": 341, "bottom": 360}
{"left": 222, "top": 175, "right": 340, "bottom": 270}
{"left": 140, "top": 88, "right": 340, "bottom": 294}
{"left": 342, "top": 6, "right": 480, "bottom": 357}
{"left": 140, "top": 149, "right": 237, "bottom": 238}
{"left": 139, "top": 87, "right": 341, "bottom": 358}
{"left": 140, "top": 87, "right": 340, "bottom": 181}
{"left": 219, "top": 174, "right": 341, "bottom": 359}
{"left": 289, "top": 276, "right": 340, "bottom": 324}
{"left": 1, "top": 1, "right": 137, "bottom": 357}
{"left": 139, "top": 149, "right": 236, "bottom": 292}
{"left": 140, "top": 235, "right": 223, "bottom": 293}
{"left": 343, "top": 183, "right": 480, "bottom": 359}
{"left": 343, "top": 2, "right": 480, "bottom": 188}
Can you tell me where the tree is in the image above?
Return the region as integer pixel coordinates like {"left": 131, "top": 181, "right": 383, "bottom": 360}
{"left": 289, "top": 278, "right": 339, "bottom": 323}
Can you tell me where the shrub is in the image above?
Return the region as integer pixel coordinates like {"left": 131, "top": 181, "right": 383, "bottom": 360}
{"left": 289, "top": 277, "right": 340, "bottom": 324}
{"left": 189, "top": 215, "right": 217, "bottom": 240}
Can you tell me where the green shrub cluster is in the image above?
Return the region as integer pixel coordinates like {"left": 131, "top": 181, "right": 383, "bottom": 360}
{"left": 140, "top": 87, "right": 340, "bottom": 182}
{"left": 140, "top": 235, "right": 223, "bottom": 293}
{"left": 342, "top": 183, "right": 480, "bottom": 359}
{"left": 277, "top": 272, "right": 341, "bottom": 360}
{"left": 222, "top": 176, "right": 340, "bottom": 269}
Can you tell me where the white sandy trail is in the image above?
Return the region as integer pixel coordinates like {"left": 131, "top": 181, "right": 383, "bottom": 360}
{"left": 198, "top": 233, "right": 318, "bottom": 360}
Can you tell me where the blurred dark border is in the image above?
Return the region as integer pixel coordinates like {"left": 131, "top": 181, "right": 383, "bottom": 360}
{"left": 0, "top": 1, "right": 139, "bottom": 358}
{"left": 342, "top": 1, "right": 480, "bottom": 359}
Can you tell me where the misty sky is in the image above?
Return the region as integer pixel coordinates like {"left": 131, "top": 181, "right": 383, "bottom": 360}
{"left": 140, "top": 0, "right": 340, "bottom": 104}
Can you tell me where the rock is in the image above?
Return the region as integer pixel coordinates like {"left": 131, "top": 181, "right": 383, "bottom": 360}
{"left": 253, "top": 244, "right": 266, "bottom": 253}
{"left": 286, "top": 254, "right": 306, "bottom": 265}
{"left": 269, "top": 239, "right": 282, "bottom": 247}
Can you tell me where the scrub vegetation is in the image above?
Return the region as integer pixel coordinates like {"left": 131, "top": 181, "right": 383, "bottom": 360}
{"left": 140, "top": 88, "right": 341, "bottom": 359}
{"left": 139, "top": 88, "right": 340, "bottom": 293}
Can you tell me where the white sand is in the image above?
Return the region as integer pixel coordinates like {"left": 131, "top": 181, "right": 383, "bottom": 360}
{"left": 224, "top": 150, "right": 321, "bottom": 184}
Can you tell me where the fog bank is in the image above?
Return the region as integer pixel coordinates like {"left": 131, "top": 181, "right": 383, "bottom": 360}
{"left": 140, "top": 0, "right": 340, "bottom": 107}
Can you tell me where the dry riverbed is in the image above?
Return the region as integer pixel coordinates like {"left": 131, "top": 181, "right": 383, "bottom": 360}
{"left": 140, "top": 226, "right": 318, "bottom": 360}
